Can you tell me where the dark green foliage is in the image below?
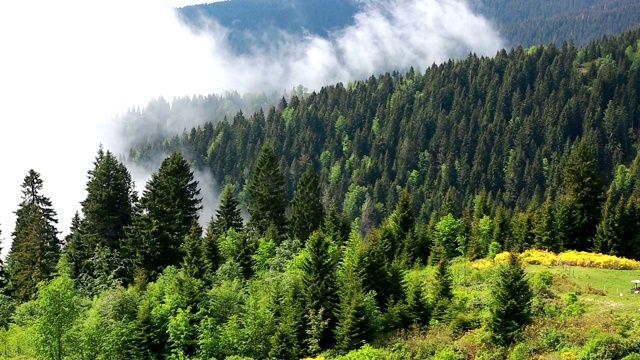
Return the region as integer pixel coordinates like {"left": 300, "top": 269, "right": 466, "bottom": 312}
{"left": 127, "top": 152, "right": 202, "bottom": 280}
{"left": 559, "top": 141, "right": 605, "bottom": 251}
{"left": 202, "top": 218, "right": 223, "bottom": 280}
{"left": 247, "top": 143, "right": 289, "bottom": 238}
{"left": 213, "top": 183, "right": 244, "bottom": 235}
{"left": 431, "top": 257, "right": 453, "bottom": 322}
{"left": 487, "top": 253, "right": 533, "bottom": 346}
{"left": 291, "top": 164, "right": 324, "bottom": 242}
{"left": 181, "top": 222, "right": 205, "bottom": 280}
{"left": 66, "top": 148, "right": 136, "bottom": 287}
{"left": 406, "top": 279, "right": 430, "bottom": 327}
{"left": 534, "top": 197, "right": 559, "bottom": 252}
{"left": 301, "top": 231, "right": 338, "bottom": 350}
{"left": 7, "top": 170, "right": 60, "bottom": 302}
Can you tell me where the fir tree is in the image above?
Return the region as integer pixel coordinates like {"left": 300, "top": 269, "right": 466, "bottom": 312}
{"left": 406, "top": 278, "right": 430, "bottom": 326}
{"left": 533, "top": 197, "right": 559, "bottom": 252}
{"left": 431, "top": 257, "right": 453, "bottom": 322}
{"left": 67, "top": 148, "right": 136, "bottom": 285}
{"left": 560, "top": 141, "right": 604, "bottom": 251}
{"left": 126, "top": 152, "right": 202, "bottom": 280}
{"left": 181, "top": 222, "right": 205, "bottom": 280}
{"left": 6, "top": 170, "right": 60, "bottom": 301}
{"left": 247, "top": 143, "right": 289, "bottom": 238}
{"left": 290, "top": 164, "right": 324, "bottom": 242}
{"left": 487, "top": 253, "right": 533, "bottom": 346}
{"left": 301, "top": 231, "right": 338, "bottom": 350}
{"left": 213, "top": 183, "right": 243, "bottom": 235}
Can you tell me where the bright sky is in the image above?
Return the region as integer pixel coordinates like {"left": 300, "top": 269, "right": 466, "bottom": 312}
{"left": 0, "top": 1, "right": 221, "bottom": 256}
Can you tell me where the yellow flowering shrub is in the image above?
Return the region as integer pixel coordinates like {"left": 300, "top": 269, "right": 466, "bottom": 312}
{"left": 469, "top": 249, "right": 640, "bottom": 270}
{"left": 519, "top": 249, "right": 558, "bottom": 266}
{"left": 558, "top": 251, "right": 640, "bottom": 270}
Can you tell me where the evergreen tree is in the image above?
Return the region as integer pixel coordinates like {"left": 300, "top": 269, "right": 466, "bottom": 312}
{"left": 559, "top": 141, "right": 604, "bottom": 251}
{"left": 406, "top": 278, "right": 430, "bottom": 326}
{"left": 66, "top": 148, "right": 136, "bottom": 285}
{"left": 301, "top": 231, "right": 338, "bottom": 350}
{"left": 431, "top": 257, "right": 453, "bottom": 322}
{"left": 290, "top": 164, "right": 324, "bottom": 242}
{"left": 487, "top": 253, "right": 533, "bottom": 346}
{"left": 247, "top": 143, "right": 289, "bottom": 238}
{"left": 533, "top": 197, "right": 559, "bottom": 252}
{"left": 6, "top": 170, "right": 60, "bottom": 301}
{"left": 181, "top": 222, "right": 205, "bottom": 280}
{"left": 202, "top": 218, "right": 223, "bottom": 281}
{"left": 126, "top": 152, "right": 202, "bottom": 280}
{"left": 213, "top": 183, "right": 243, "bottom": 235}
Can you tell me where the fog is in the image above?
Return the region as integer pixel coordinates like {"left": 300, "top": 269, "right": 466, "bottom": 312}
{"left": 0, "top": 0, "right": 502, "bottom": 257}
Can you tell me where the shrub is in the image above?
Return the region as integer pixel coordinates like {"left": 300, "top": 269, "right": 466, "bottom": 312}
{"left": 559, "top": 251, "right": 640, "bottom": 270}
{"left": 509, "top": 343, "right": 530, "bottom": 360}
{"left": 579, "top": 333, "right": 627, "bottom": 359}
{"left": 539, "top": 326, "right": 566, "bottom": 351}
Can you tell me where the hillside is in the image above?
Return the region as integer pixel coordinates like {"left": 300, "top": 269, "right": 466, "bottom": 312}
{"left": 177, "top": 0, "right": 640, "bottom": 53}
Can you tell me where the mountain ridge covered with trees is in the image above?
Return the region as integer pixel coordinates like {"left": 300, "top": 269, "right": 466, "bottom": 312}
{"left": 2, "top": 25, "right": 640, "bottom": 360}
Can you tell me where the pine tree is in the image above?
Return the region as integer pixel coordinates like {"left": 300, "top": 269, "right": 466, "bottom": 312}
{"left": 127, "top": 152, "right": 202, "bottom": 280}
{"left": 431, "top": 257, "right": 453, "bottom": 322}
{"left": 534, "top": 197, "right": 559, "bottom": 252}
{"left": 213, "top": 184, "right": 243, "bottom": 235}
{"left": 290, "top": 164, "right": 324, "bottom": 242}
{"left": 181, "top": 222, "right": 205, "bottom": 280}
{"left": 202, "top": 218, "right": 223, "bottom": 281}
{"left": 406, "top": 278, "right": 430, "bottom": 326}
{"left": 66, "top": 148, "right": 136, "bottom": 284}
{"left": 487, "top": 253, "right": 533, "bottom": 346}
{"left": 560, "top": 141, "right": 604, "bottom": 251}
{"left": 301, "top": 231, "right": 338, "bottom": 350}
{"left": 247, "top": 143, "right": 289, "bottom": 238}
{"left": 7, "top": 170, "right": 61, "bottom": 301}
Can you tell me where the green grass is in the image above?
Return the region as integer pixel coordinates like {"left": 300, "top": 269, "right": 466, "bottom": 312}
{"left": 526, "top": 264, "right": 640, "bottom": 317}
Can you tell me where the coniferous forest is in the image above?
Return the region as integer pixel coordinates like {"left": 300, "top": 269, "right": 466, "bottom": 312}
{"left": 2, "top": 25, "right": 640, "bottom": 360}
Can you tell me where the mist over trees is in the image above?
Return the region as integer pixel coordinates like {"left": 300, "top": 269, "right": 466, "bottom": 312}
{"left": 1, "top": 26, "right": 640, "bottom": 360}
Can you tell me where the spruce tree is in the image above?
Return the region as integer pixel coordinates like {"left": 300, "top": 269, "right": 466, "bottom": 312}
{"left": 487, "top": 253, "right": 533, "bottom": 346}
{"left": 247, "top": 143, "right": 288, "bottom": 238}
{"left": 560, "top": 141, "right": 604, "bottom": 251}
{"left": 181, "top": 222, "right": 205, "bottom": 280}
{"left": 533, "top": 197, "right": 559, "bottom": 252}
{"left": 406, "top": 278, "right": 430, "bottom": 326}
{"left": 213, "top": 183, "right": 243, "bottom": 235}
{"left": 7, "top": 170, "right": 60, "bottom": 301}
{"left": 127, "top": 152, "right": 202, "bottom": 280}
{"left": 290, "top": 164, "right": 324, "bottom": 242}
{"left": 301, "top": 231, "right": 338, "bottom": 350}
{"left": 431, "top": 257, "right": 453, "bottom": 322}
{"left": 66, "top": 148, "right": 136, "bottom": 284}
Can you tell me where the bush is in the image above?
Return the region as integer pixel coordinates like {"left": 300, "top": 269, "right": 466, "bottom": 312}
{"left": 579, "top": 333, "right": 627, "bottom": 359}
{"left": 539, "top": 326, "right": 566, "bottom": 351}
{"left": 509, "top": 343, "right": 530, "bottom": 360}
{"left": 621, "top": 354, "right": 640, "bottom": 360}
{"left": 432, "top": 347, "right": 466, "bottom": 360}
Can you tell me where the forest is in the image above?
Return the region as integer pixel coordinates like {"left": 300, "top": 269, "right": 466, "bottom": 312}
{"left": 177, "top": 0, "right": 640, "bottom": 52}
{"left": 2, "top": 25, "right": 640, "bottom": 360}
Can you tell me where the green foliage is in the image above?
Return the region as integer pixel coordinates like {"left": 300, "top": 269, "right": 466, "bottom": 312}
{"left": 487, "top": 253, "right": 533, "bottom": 346}
{"left": 7, "top": 170, "right": 60, "bottom": 302}
{"left": 214, "top": 183, "right": 244, "bottom": 235}
{"left": 431, "top": 257, "right": 453, "bottom": 322}
{"left": 580, "top": 333, "right": 628, "bottom": 360}
{"left": 291, "top": 164, "right": 324, "bottom": 242}
{"left": 127, "top": 152, "right": 202, "bottom": 280}
{"left": 247, "top": 143, "right": 289, "bottom": 237}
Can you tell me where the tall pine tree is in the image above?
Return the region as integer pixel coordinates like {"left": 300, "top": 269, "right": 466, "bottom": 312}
{"left": 7, "top": 170, "right": 61, "bottom": 301}
{"left": 247, "top": 143, "right": 289, "bottom": 237}
{"left": 126, "top": 152, "right": 202, "bottom": 280}
{"left": 290, "top": 164, "right": 324, "bottom": 242}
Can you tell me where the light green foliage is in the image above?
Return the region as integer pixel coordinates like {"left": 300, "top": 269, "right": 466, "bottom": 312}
{"left": 333, "top": 344, "right": 408, "bottom": 359}
{"left": 33, "top": 275, "right": 82, "bottom": 360}
{"left": 580, "top": 333, "right": 628, "bottom": 359}
{"left": 430, "top": 214, "right": 463, "bottom": 263}
{"left": 343, "top": 184, "right": 368, "bottom": 222}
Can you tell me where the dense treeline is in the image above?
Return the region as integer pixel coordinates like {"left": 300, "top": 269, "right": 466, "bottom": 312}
{"left": 472, "top": 0, "right": 640, "bottom": 47}
{"left": 1, "top": 28, "right": 640, "bottom": 360}
{"left": 131, "top": 28, "right": 640, "bottom": 257}
{"left": 178, "top": 0, "right": 640, "bottom": 54}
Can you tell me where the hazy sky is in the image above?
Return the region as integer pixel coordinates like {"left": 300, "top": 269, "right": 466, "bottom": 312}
{"left": 0, "top": 0, "right": 503, "bottom": 257}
